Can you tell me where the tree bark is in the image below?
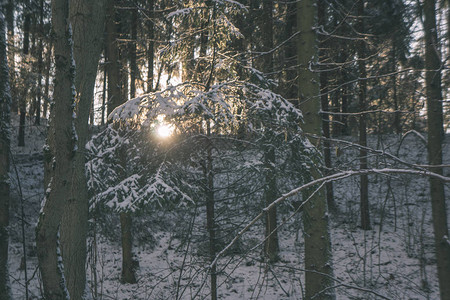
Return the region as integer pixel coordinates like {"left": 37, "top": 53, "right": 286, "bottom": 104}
{"left": 59, "top": 1, "right": 107, "bottom": 299}
{"left": 423, "top": 1, "right": 450, "bottom": 299}
{"left": 43, "top": 39, "right": 52, "bottom": 119}
{"left": 130, "top": 7, "right": 137, "bottom": 99}
{"left": 101, "top": 60, "right": 107, "bottom": 125}
{"left": 147, "top": 0, "right": 154, "bottom": 92}
{"left": 357, "top": 0, "right": 371, "bottom": 231}
{"left": 105, "top": 1, "right": 136, "bottom": 285}
{"left": 120, "top": 12, "right": 139, "bottom": 283}
{"left": 264, "top": 146, "right": 279, "bottom": 262}
{"left": 18, "top": 1, "right": 31, "bottom": 147}
{"left": 196, "top": 1, "right": 211, "bottom": 83}
{"left": 120, "top": 212, "right": 136, "bottom": 283}
{"left": 283, "top": 1, "right": 297, "bottom": 103}
{"left": 205, "top": 121, "right": 217, "bottom": 300}
{"left": 29, "top": 14, "right": 37, "bottom": 119}
{"left": 35, "top": 0, "right": 75, "bottom": 297}
{"left": 0, "top": 9, "right": 12, "bottom": 299}
{"left": 258, "top": 0, "right": 279, "bottom": 262}
{"left": 35, "top": 0, "right": 44, "bottom": 125}
{"left": 106, "top": 0, "right": 121, "bottom": 115}
{"left": 318, "top": 0, "right": 336, "bottom": 213}
{"left": 5, "top": 0, "right": 15, "bottom": 114}
{"left": 391, "top": 39, "right": 401, "bottom": 134}
{"left": 297, "top": 0, "right": 334, "bottom": 298}
{"left": 341, "top": 85, "right": 349, "bottom": 135}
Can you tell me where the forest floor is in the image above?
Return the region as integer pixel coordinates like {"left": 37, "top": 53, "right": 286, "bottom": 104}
{"left": 7, "top": 115, "right": 450, "bottom": 300}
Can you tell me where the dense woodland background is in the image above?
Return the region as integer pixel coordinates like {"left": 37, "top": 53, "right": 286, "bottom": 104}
{"left": 0, "top": 0, "right": 450, "bottom": 299}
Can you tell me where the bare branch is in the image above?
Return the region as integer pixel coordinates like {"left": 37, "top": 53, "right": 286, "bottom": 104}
{"left": 210, "top": 168, "right": 450, "bottom": 269}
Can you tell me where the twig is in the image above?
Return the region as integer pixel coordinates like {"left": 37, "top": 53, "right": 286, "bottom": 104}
{"left": 210, "top": 168, "right": 450, "bottom": 269}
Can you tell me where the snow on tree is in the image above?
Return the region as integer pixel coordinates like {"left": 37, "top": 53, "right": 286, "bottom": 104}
{"left": 88, "top": 80, "right": 320, "bottom": 231}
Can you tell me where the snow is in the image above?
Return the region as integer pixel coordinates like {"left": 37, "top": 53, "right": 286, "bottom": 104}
{"left": 56, "top": 229, "right": 71, "bottom": 300}
{"left": 108, "top": 95, "right": 147, "bottom": 122}
{"left": 167, "top": 8, "right": 193, "bottom": 19}
{"left": 6, "top": 111, "right": 450, "bottom": 299}
{"left": 213, "top": 0, "right": 247, "bottom": 11}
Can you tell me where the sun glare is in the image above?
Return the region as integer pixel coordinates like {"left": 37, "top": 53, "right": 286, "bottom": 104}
{"left": 156, "top": 124, "right": 173, "bottom": 138}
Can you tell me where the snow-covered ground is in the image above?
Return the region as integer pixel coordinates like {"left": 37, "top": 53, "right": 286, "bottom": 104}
{"left": 7, "top": 115, "right": 449, "bottom": 299}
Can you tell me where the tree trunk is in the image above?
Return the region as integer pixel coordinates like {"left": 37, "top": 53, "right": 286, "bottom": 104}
{"left": 264, "top": 146, "right": 279, "bottom": 262}
{"left": 120, "top": 13, "right": 139, "bottom": 283}
{"left": 318, "top": 0, "right": 336, "bottom": 213}
{"left": 5, "top": 0, "right": 16, "bottom": 114}
{"left": 106, "top": 0, "right": 121, "bottom": 115}
{"left": 448, "top": 0, "right": 450, "bottom": 65}
{"left": 205, "top": 121, "right": 217, "bottom": 300}
{"left": 35, "top": 0, "right": 44, "bottom": 125}
{"left": 357, "top": 0, "right": 371, "bottom": 231}
{"left": 196, "top": 1, "right": 210, "bottom": 82}
{"left": 30, "top": 14, "right": 36, "bottom": 56}
{"left": 106, "top": 1, "right": 136, "bottom": 285}
{"left": 29, "top": 14, "right": 37, "bottom": 119}
{"left": 35, "top": 0, "right": 75, "bottom": 297}
{"left": 101, "top": 60, "right": 106, "bottom": 125}
{"left": 341, "top": 85, "right": 349, "bottom": 135}
{"left": 130, "top": 7, "right": 137, "bottom": 99}
{"left": 120, "top": 212, "right": 136, "bottom": 283}
{"left": 391, "top": 39, "right": 400, "bottom": 134}
{"left": 121, "top": 50, "right": 128, "bottom": 102}
{"left": 297, "top": 0, "right": 334, "bottom": 298}
{"left": 119, "top": 11, "right": 128, "bottom": 104}
{"left": 183, "top": 41, "right": 195, "bottom": 82}
{"left": 0, "top": 10, "right": 12, "bottom": 299}
{"left": 423, "top": 1, "right": 450, "bottom": 299}
{"left": 43, "top": 39, "right": 52, "bottom": 119}
{"left": 330, "top": 91, "right": 340, "bottom": 137}
{"left": 147, "top": 0, "right": 154, "bottom": 92}
{"left": 259, "top": 0, "right": 279, "bottom": 262}
{"left": 283, "top": 1, "right": 297, "bottom": 102}
{"left": 18, "top": 2, "right": 31, "bottom": 147}
{"left": 59, "top": 1, "right": 107, "bottom": 299}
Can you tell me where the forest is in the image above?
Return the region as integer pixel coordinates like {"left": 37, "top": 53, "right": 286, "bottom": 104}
{"left": 0, "top": 0, "right": 449, "bottom": 299}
